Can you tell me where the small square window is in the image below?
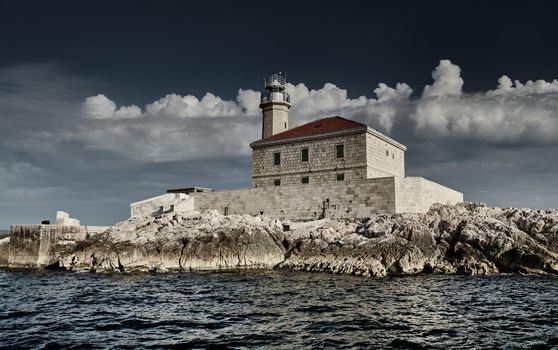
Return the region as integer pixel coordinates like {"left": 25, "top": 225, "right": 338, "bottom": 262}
{"left": 301, "top": 148, "right": 309, "bottom": 162}
{"left": 274, "top": 179, "right": 281, "bottom": 186}
{"left": 301, "top": 176, "right": 309, "bottom": 184}
{"left": 274, "top": 152, "right": 281, "bottom": 165}
{"left": 336, "top": 173, "right": 345, "bottom": 181}
{"left": 336, "top": 144, "right": 344, "bottom": 158}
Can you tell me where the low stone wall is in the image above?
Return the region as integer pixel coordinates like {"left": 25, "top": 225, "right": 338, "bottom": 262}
{"left": 193, "top": 177, "right": 463, "bottom": 220}
{"left": 0, "top": 237, "right": 9, "bottom": 266}
{"left": 7, "top": 224, "right": 109, "bottom": 268}
{"left": 130, "top": 193, "right": 193, "bottom": 218}
{"left": 395, "top": 177, "right": 464, "bottom": 213}
{"left": 194, "top": 177, "right": 397, "bottom": 221}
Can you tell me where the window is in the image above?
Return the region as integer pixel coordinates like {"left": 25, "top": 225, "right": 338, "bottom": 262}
{"left": 336, "top": 173, "right": 345, "bottom": 181}
{"left": 392, "top": 153, "right": 395, "bottom": 159}
{"left": 284, "top": 122, "right": 287, "bottom": 129}
{"left": 273, "top": 152, "right": 281, "bottom": 165}
{"left": 274, "top": 179, "right": 281, "bottom": 186}
{"left": 301, "top": 148, "right": 309, "bottom": 162}
{"left": 301, "top": 176, "right": 309, "bottom": 184}
{"left": 386, "top": 150, "right": 389, "bottom": 157}
{"left": 336, "top": 144, "right": 344, "bottom": 158}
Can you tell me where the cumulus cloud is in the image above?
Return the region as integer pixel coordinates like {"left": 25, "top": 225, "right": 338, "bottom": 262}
{"left": 422, "top": 59, "right": 464, "bottom": 97}
{"left": 287, "top": 82, "right": 368, "bottom": 124}
{"left": 411, "top": 91, "right": 558, "bottom": 142}
{"left": 144, "top": 92, "right": 250, "bottom": 118}
{"left": 83, "top": 94, "right": 141, "bottom": 119}
{"left": 236, "top": 89, "right": 261, "bottom": 115}
{"left": 491, "top": 75, "right": 558, "bottom": 95}
{"left": 496, "top": 75, "right": 514, "bottom": 92}
{"left": 374, "top": 82, "right": 413, "bottom": 102}
{"left": 411, "top": 60, "right": 558, "bottom": 143}
{"left": 74, "top": 60, "right": 558, "bottom": 162}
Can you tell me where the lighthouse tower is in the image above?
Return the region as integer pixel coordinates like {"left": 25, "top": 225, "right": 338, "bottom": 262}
{"left": 260, "top": 73, "right": 291, "bottom": 139}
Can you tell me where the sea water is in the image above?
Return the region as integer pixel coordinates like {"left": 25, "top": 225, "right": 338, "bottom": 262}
{"left": 0, "top": 270, "right": 556, "bottom": 349}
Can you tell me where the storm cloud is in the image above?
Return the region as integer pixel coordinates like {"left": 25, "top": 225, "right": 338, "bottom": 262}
{"left": 1, "top": 60, "right": 557, "bottom": 227}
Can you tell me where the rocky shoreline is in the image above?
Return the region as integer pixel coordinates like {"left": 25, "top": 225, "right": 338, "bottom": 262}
{"left": 1, "top": 203, "right": 557, "bottom": 276}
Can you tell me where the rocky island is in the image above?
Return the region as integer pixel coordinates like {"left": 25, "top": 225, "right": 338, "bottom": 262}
{"left": 2, "top": 203, "right": 557, "bottom": 277}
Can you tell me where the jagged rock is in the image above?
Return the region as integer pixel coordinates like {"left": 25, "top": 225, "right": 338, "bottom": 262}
{"left": 278, "top": 203, "right": 558, "bottom": 276}
{"left": 58, "top": 210, "right": 286, "bottom": 272}
{"left": 3, "top": 203, "right": 558, "bottom": 277}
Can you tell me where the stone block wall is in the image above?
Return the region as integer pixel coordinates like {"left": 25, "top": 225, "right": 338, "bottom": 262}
{"left": 256, "top": 167, "right": 367, "bottom": 188}
{"left": 365, "top": 131, "right": 405, "bottom": 178}
{"left": 252, "top": 132, "right": 367, "bottom": 187}
{"left": 193, "top": 177, "right": 463, "bottom": 221}
{"left": 194, "top": 177, "right": 397, "bottom": 221}
{"left": 8, "top": 225, "right": 89, "bottom": 267}
{"left": 395, "top": 177, "right": 464, "bottom": 213}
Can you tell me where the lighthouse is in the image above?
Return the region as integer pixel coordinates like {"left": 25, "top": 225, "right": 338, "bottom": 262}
{"left": 259, "top": 73, "right": 291, "bottom": 139}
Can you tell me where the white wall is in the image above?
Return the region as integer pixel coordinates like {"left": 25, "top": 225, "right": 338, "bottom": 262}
{"left": 395, "top": 177, "right": 464, "bottom": 213}
{"left": 365, "top": 131, "right": 405, "bottom": 178}
{"left": 130, "top": 193, "right": 193, "bottom": 218}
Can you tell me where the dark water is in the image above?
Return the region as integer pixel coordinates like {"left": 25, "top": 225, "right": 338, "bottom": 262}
{"left": 0, "top": 270, "right": 556, "bottom": 349}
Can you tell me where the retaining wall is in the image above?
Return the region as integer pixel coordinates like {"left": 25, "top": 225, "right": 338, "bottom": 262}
{"left": 8, "top": 224, "right": 109, "bottom": 268}
{"left": 193, "top": 177, "right": 463, "bottom": 220}
{"left": 395, "top": 177, "right": 464, "bottom": 213}
{"left": 194, "top": 177, "right": 397, "bottom": 221}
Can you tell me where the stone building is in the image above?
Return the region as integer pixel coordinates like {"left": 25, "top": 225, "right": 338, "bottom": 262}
{"left": 251, "top": 116, "right": 406, "bottom": 187}
{"left": 130, "top": 73, "right": 463, "bottom": 220}
{"left": 251, "top": 73, "right": 406, "bottom": 188}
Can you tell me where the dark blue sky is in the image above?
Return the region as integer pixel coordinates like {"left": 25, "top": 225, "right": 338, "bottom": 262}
{"left": 2, "top": 0, "right": 557, "bottom": 103}
{"left": 1, "top": 0, "right": 558, "bottom": 228}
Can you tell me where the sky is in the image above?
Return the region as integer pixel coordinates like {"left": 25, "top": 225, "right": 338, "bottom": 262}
{"left": 1, "top": 0, "right": 558, "bottom": 228}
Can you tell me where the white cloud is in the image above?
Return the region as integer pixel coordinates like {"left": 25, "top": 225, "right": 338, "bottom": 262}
{"left": 237, "top": 89, "right": 261, "bottom": 116}
{"left": 73, "top": 62, "right": 558, "bottom": 162}
{"left": 491, "top": 75, "right": 558, "bottom": 95}
{"left": 114, "top": 105, "right": 142, "bottom": 119}
{"left": 413, "top": 64, "right": 558, "bottom": 142}
{"left": 287, "top": 82, "right": 368, "bottom": 124}
{"left": 83, "top": 94, "right": 115, "bottom": 119}
{"left": 83, "top": 94, "right": 141, "bottom": 119}
{"left": 496, "top": 75, "right": 513, "bottom": 92}
{"left": 411, "top": 91, "right": 558, "bottom": 142}
{"left": 422, "top": 59, "right": 464, "bottom": 97}
{"left": 374, "top": 82, "right": 413, "bottom": 102}
{"left": 143, "top": 91, "right": 260, "bottom": 118}
{"left": 75, "top": 83, "right": 377, "bottom": 161}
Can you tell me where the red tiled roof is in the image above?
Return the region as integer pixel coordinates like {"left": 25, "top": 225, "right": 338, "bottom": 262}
{"left": 252, "top": 116, "right": 366, "bottom": 145}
